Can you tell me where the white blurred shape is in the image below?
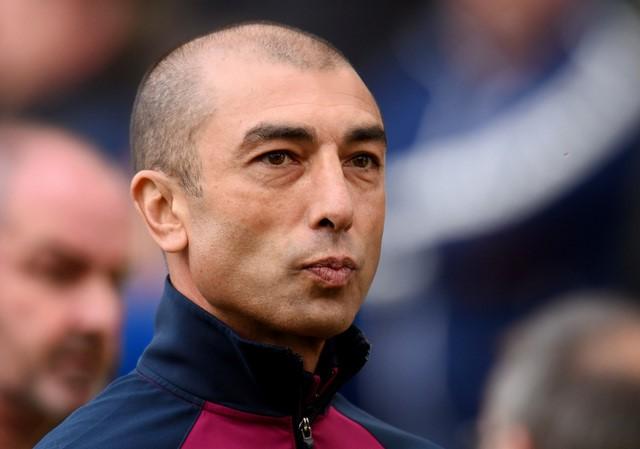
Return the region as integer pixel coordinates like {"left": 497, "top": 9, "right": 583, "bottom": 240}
{"left": 371, "top": 2, "right": 640, "bottom": 303}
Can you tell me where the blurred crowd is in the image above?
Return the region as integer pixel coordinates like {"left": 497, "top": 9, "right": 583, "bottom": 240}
{"left": 1, "top": 1, "right": 639, "bottom": 448}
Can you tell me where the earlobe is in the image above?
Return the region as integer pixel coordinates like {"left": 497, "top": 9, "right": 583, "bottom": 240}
{"left": 130, "top": 170, "right": 188, "bottom": 253}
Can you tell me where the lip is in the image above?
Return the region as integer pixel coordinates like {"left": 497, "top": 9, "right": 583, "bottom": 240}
{"left": 55, "top": 352, "right": 99, "bottom": 374}
{"left": 301, "top": 256, "right": 358, "bottom": 287}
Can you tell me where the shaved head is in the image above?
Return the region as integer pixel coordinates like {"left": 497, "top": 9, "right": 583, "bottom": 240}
{"left": 130, "top": 21, "right": 351, "bottom": 196}
{"left": 0, "top": 122, "right": 125, "bottom": 225}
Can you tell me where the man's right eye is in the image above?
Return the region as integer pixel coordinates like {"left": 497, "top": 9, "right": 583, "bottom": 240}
{"left": 258, "top": 151, "right": 293, "bottom": 166}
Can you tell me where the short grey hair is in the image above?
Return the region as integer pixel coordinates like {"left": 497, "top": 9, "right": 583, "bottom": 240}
{"left": 481, "top": 293, "right": 640, "bottom": 449}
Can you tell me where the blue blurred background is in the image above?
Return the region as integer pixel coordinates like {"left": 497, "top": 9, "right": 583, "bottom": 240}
{"left": 3, "top": 1, "right": 640, "bottom": 448}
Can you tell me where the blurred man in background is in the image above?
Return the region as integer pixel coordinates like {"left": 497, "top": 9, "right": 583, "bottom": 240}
{"left": 0, "top": 123, "right": 131, "bottom": 449}
{"left": 478, "top": 294, "right": 640, "bottom": 449}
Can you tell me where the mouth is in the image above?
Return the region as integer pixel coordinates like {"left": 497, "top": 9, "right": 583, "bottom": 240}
{"left": 51, "top": 341, "right": 106, "bottom": 388}
{"left": 301, "top": 257, "right": 358, "bottom": 288}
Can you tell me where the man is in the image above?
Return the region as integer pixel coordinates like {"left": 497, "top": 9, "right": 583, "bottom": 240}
{"left": 478, "top": 294, "right": 640, "bottom": 449}
{"left": 0, "top": 123, "right": 130, "bottom": 449}
{"left": 36, "top": 22, "right": 442, "bottom": 449}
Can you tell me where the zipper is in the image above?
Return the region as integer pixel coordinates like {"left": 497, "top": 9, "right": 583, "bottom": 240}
{"left": 297, "top": 416, "right": 314, "bottom": 449}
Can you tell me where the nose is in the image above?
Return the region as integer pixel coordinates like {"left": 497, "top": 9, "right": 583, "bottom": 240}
{"left": 71, "top": 275, "right": 122, "bottom": 335}
{"left": 307, "top": 153, "right": 354, "bottom": 232}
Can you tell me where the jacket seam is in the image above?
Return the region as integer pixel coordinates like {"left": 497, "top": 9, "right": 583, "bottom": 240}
{"left": 177, "top": 405, "right": 206, "bottom": 449}
{"left": 331, "top": 406, "right": 386, "bottom": 449}
{"left": 136, "top": 366, "right": 204, "bottom": 408}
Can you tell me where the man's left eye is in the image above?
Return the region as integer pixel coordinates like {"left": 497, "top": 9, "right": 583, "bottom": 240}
{"left": 348, "top": 154, "right": 377, "bottom": 169}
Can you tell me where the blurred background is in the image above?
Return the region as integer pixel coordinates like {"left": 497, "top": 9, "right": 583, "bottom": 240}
{"left": 2, "top": 1, "right": 639, "bottom": 448}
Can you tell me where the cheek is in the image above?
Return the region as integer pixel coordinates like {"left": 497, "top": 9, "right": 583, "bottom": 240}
{"left": 0, "top": 263, "right": 87, "bottom": 380}
{"left": 191, "top": 192, "right": 288, "bottom": 264}
{"left": 189, "top": 210, "right": 271, "bottom": 289}
{"left": 0, "top": 276, "right": 69, "bottom": 338}
{"left": 358, "top": 193, "right": 385, "bottom": 251}
{"left": 0, "top": 297, "right": 67, "bottom": 386}
{"left": 15, "top": 301, "right": 69, "bottom": 352}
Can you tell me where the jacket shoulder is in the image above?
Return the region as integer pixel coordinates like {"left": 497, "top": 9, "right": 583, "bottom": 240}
{"left": 34, "top": 371, "right": 202, "bottom": 449}
{"left": 331, "top": 394, "right": 444, "bottom": 449}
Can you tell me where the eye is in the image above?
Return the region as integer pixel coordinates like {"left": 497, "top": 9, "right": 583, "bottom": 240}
{"left": 28, "top": 257, "right": 85, "bottom": 288}
{"left": 347, "top": 153, "right": 379, "bottom": 169}
{"left": 110, "top": 268, "right": 129, "bottom": 293}
{"left": 258, "top": 151, "right": 294, "bottom": 166}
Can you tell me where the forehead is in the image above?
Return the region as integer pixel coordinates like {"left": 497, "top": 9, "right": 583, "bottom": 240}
{"left": 3, "top": 148, "right": 130, "bottom": 263}
{"left": 199, "top": 57, "right": 382, "bottom": 139}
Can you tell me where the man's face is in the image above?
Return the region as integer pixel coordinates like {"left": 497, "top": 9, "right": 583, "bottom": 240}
{"left": 186, "top": 58, "right": 386, "bottom": 342}
{"left": 0, "top": 148, "right": 128, "bottom": 419}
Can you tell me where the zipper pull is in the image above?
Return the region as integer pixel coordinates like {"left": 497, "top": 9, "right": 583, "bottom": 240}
{"left": 298, "top": 416, "right": 314, "bottom": 448}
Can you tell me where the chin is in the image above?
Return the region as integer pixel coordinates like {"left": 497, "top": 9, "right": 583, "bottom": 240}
{"left": 34, "top": 377, "right": 103, "bottom": 418}
{"left": 34, "top": 394, "right": 84, "bottom": 421}
{"left": 300, "top": 285, "right": 363, "bottom": 326}
{"left": 293, "top": 310, "right": 355, "bottom": 340}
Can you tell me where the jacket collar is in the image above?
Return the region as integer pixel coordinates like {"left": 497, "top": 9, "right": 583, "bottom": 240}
{"left": 137, "top": 278, "right": 370, "bottom": 417}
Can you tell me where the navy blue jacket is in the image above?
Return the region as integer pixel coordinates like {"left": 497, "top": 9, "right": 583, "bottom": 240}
{"left": 36, "top": 279, "right": 442, "bottom": 449}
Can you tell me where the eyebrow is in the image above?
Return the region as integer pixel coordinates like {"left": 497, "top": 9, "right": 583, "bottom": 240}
{"left": 36, "top": 243, "right": 130, "bottom": 283}
{"left": 26, "top": 243, "right": 89, "bottom": 271}
{"left": 238, "top": 122, "right": 386, "bottom": 153}
{"left": 343, "top": 125, "right": 387, "bottom": 146}
{"left": 239, "top": 124, "right": 317, "bottom": 151}
{"left": 38, "top": 243, "right": 88, "bottom": 264}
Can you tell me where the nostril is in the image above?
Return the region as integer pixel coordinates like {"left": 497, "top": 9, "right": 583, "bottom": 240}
{"left": 319, "top": 217, "right": 335, "bottom": 228}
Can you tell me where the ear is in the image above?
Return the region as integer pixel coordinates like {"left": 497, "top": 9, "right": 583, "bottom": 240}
{"left": 130, "top": 170, "right": 188, "bottom": 253}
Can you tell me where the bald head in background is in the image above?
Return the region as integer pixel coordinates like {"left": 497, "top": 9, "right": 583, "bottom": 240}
{"left": 0, "top": 123, "right": 131, "bottom": 449}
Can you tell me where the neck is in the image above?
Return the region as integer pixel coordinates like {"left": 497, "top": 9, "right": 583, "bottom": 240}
{"left": 168, "top": 264, "right": 328, "bottom": 372}
{"left": 260, "top": 334, "right": 326, "bottom": 373}
{"left": 0, "top": 396, "right": 57, "bottom": 449}
{"left": 192, "top": 288, "right": 327, "bottom": 372}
